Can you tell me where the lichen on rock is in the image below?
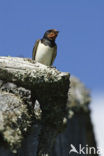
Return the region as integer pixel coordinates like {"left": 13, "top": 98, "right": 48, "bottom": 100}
{"left": 0, "top": 56, "right": 70, "bottom": 155}
{"left": 0, "top": 82, "right": 33, "bottom": 153}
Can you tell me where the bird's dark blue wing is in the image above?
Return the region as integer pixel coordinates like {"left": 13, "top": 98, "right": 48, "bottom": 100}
{"left": 32, "top": 40, "right": 40, "bottom": 60}
{"left": 50, "top": 45, "right": 57, "bottom": 65}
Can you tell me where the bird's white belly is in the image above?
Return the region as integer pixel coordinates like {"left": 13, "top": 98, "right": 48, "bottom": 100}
{"left": 35, "top": 42, "right": 54, "bottom": 66}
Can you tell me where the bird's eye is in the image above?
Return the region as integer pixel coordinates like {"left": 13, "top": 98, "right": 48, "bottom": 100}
{"left": 48, "top": 29, "right": 53, "bottom": 33}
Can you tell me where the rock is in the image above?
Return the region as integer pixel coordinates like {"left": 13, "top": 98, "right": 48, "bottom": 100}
{"left": 0, "top": 57, "right": 97, "bottom": 156}
{"left": 52, "top": 76, "right": 98, "bottom": 156}
{"left": 0, "top": 57, "right": 70, "bottom": 156}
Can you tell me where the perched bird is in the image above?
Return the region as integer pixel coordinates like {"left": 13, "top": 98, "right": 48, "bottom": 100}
{"left": 32, "top": 29, "right": 59, "bottom": 66}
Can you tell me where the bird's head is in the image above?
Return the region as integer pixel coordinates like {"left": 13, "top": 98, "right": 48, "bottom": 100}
{"left": 43, "top": 29, "right": 59, "bottom": 41}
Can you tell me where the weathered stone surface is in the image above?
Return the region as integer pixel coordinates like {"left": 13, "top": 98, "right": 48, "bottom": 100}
{"left": 0, "top": 57, "right": 70, "bottom": 156}
{"left": 0, "top": 82, "right": 33, "bottom": 153}
{"left": 68, "top": 76, "right": 90, "bottom": 110}
{"left": 0, "top": 57, "right": 97, "bottom": 156}
{"left": 52, "top": 76, "right": 97, "bottom": 156}
{"left": 0, "top": 57, "right": 69, "bottom": 89}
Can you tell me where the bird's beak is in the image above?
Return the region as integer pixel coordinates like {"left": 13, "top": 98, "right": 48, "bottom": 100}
{"left": 47, "top": 30, "right": 59, "bottom": 39}
{"left": 57, "top": 30, "right": 59, "bottom": 33}
{"left": 54, "top": 30, "right": 59, "bottom": 35}
{"left": 53, "top": 30, "right": 59, "bottom": 37}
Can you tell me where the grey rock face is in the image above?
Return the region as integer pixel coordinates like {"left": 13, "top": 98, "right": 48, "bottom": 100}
{"left": 52, "top": 76, "right": 98, "bottom": 156}
{"left": 0, "top": 57, "right": 97, "bottom": 156}
{"left": 0, "top": 57, "right": 70, "bottom": 156}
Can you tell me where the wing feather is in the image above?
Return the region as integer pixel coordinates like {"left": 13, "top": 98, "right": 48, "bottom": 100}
{"left": 32, "top": 40, "right": 40, "bottom": 60}
{"left": 50, "top": 45, "right": 57, "bottom": 65}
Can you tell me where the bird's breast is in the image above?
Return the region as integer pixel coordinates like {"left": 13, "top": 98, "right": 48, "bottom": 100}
{"left": 35, "top": 42, "right": 54, "bottom": 66}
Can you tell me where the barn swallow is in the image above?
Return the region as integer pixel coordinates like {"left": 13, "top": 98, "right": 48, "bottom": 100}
{"left": 32, "top": 29, "right": 59, "bottom": 66}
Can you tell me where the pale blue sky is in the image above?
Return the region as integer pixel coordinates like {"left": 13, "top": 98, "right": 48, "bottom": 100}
{"left": 0, "top": 0, "right": 104, "bottom": 91}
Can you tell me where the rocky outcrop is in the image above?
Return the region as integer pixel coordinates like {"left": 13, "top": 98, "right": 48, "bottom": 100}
{"left": 0, "top": 57, "right": 97, "bottom": 156}
{"left": 52, "top": 77, "right": 98, "bottom": 156}
{"left": 0, "top": 57, "right": 70, "bottom": 156}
